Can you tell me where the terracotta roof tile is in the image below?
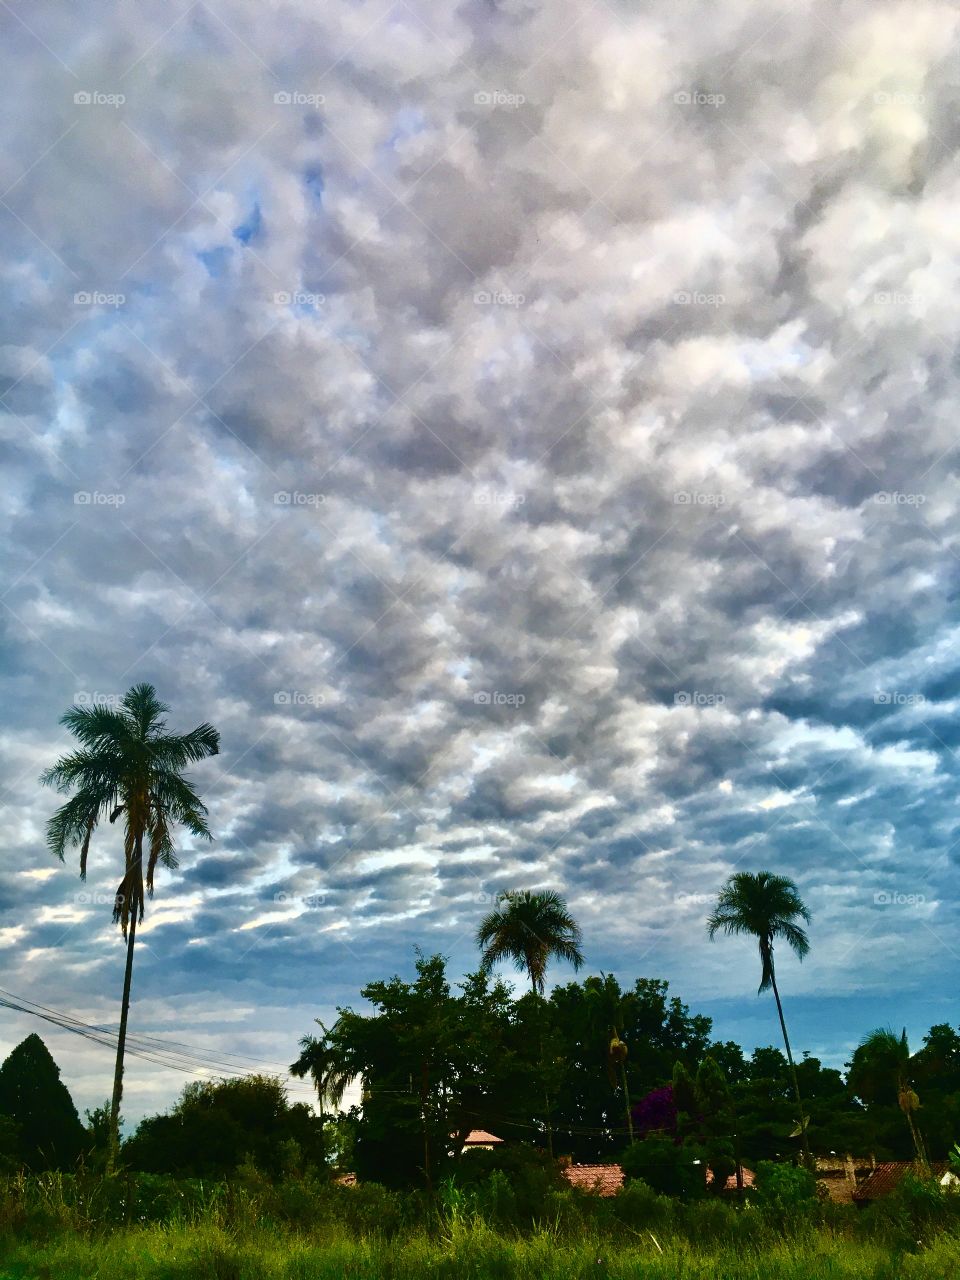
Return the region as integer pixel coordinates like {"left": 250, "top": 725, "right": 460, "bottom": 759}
{"left": 853, "top": 1161, "right": 947, "bottom": 1202}
{"left": 562, "top": 1164, "right": 625, "bottom": 1197}
{"left": 563, "top": 1163, "right": 755, "bottom": 1196}
{"left": 462, "top": 1129, "right": 505, "bottom": 1146}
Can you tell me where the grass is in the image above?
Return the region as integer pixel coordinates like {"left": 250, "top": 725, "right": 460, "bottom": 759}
{"left": 2, "top": 1170, "right": 959, "bottom": 1279}
{"left": 2, "top": 1222, "right": 960, "bottom": 1280}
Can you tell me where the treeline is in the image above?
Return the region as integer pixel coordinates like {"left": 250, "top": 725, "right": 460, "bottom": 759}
{"left": 3, "top": 960, "right": 959, "bottom": 1185}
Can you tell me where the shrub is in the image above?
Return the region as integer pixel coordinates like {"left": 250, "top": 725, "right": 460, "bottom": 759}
{"left": 610, "top": 1178, "right": 674, "bottom": 1231}
{"left": 620, "top": 1138, "right": 705, "bottom": 1200}
{"left": 754, "top": 1160, "right": 818, "bottom": 1215}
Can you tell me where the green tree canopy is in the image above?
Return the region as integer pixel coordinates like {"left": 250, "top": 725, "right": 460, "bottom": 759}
{"left": 123, "top": 1075, "right": 323, "bottom": 1179}
{"left": 0, "top": 1034, "right": 87, "bottom": 1171}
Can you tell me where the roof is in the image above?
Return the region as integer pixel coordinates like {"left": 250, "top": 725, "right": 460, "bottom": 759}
{"left": 853, "top": 1162, "right": 948, "bottom": 1202}
{"left": 708, "top": 1165, "right": 755, "bottom": 1191}
{"left": 562, "top": 1162, "right": 754, "bottom": 1197}
{"left": 562, "top": 1164, "right": 625, "bottom": 1197}
{"left": 462, "top": 1129, "right": 505, "bottom": 1146}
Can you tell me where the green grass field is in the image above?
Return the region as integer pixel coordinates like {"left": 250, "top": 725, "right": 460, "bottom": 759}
{"left": 2, "top": 1222, "right": 960, "bottom": 1280}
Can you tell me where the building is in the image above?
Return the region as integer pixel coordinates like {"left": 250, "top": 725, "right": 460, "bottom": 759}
{"left": 853, "top": 1161, "right": 955, "bottom": 1205}
{"left": 460, "top": 1129, "right": 506, "bottom": 1153}
{"left": 560, "top": 1161, "right": 754, "bottom": 1196}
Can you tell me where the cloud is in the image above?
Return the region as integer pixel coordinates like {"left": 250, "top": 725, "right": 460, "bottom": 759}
{"left": 2, "top": 0, "right": 959, "bottom": 1119}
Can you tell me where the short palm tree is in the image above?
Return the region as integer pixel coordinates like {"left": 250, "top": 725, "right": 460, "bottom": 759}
{"left": 476, "top": 890, "right": 584, "bottom": 996}
{"left": 41, "top": 684, "right": 219, "bottom": 1169}
{"left": 290, "top": 1021, "right": 354, "bottom": 1168}
{"left": 849, "top": 1028, "right": 928, "bottom": 1167}
{"left": 707, "top": 871, "right": 813, "bottom": 1167}
{"left": 477, "top": 889, "right": 584, "bottom": 1157}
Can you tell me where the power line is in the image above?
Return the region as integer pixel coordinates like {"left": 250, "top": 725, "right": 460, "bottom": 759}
{"left": 0, "top": 987, "right": 319, "bottom": 1096}
{"left": 0, "top": 988, "right": 641, "bottom": 1140}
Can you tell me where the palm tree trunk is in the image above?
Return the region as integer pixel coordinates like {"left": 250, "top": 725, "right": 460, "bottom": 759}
{"left": 531, "top": 972, "right": 555, "bottom": 1159}
{"left": 619, "top": 1061, "right": 633, "bottom": 1142}
{"left": 768, "top": 968, "right": 813, "bottom": 1171}
{"left": 107, "top": 907, "right": 137, "bottom": 1174}
{"left": 905, "top": 1110, "right": 927, "bottom": 1168}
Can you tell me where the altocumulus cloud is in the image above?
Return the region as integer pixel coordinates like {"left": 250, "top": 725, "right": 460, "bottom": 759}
{"left": 1, "top": 0, "right": 959, "bottom": 1120}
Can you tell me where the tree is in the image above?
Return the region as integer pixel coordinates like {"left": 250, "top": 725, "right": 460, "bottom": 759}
{"left": 549, "top": 976, "right": 711, "bottom": 1162}
{"left": 707, "top": 871, "right": 813, "bottom": 1168}
{"left": 848, "top": 1028, "right": 928, "bottom": 1167}
{"left": 40, "top": 683, "right": 220, "bottom": 1169}
{"left": 290, "top": 1021, "right": 354, "bottom": 1169}
{"left": 0, "top": 1035, "right": 87, "bottom": 1170}
{"left": 476, "top": 890, "right": 584, "bottom": 996}
{"left": 477, "top": 890, "right": 584, "bottom": 1157}
{"left": 124, "top": 1074, "right": 324, "bottom": 1179}
{"left": 323, "top": 953, "right": 540, "bottom": 1188}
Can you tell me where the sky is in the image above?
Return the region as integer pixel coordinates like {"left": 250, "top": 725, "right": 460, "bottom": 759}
{"left": 2, "top": 0, "right": 959, "bottom": 1127}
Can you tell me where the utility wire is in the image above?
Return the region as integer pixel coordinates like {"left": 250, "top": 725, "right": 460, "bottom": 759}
{"left": 0, "top": 987, "right": 319, "bottom": 1096}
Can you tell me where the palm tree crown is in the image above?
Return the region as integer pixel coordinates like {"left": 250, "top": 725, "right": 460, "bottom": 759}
{"left": 290, "top": 1022, "right": 353, "bottom": 1114}
{"left": 41, "top": 683, "right": 220, "bottom": 933}
{"left": 849, "top": 1027, "right": 927, "bottom": 1165}
{"left": 707, "top": 871, "right": 810, "bottom": 993}
{"left": 476, "top": 889, "right": 584, "bottom": 995}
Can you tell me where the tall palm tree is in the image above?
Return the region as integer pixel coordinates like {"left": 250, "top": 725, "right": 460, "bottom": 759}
{"left": 41, "top": 684, "right": 219, "bottom": 1169}
{"left": 290, "top": 1020, "right": 354, "bottom": 1168}
{"left": 849, "top": 1028, "right": 928, "bottom": 1168}
{"left": 476, "top": 890, "right": 584, "bottom": 996}
{"left": 707, "top": 871, "right": 813, "bottom": 1168}
{"left": 477, "top": 889, "right": 584, "bottom": 1156}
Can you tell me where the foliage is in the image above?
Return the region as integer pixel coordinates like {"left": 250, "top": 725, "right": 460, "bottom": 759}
{"left": 754, "top": 1160, "right": 819, "bottom": 1214}
{"left": 40, "top": 683, "right": 220, "bottom": 934}
{"left": 620, "top": 1136, "right": 706, "bottom": 1199}
{"left": 10, "top": 1188, "right": 960, "bottom": 1280}
{"left": 849, "top": 1028, "right": 928, "bottom": 1164}
{"left": 475, "top": 890, "right": 584, "bottom": 996}
{"left": 325, "top": 953, "right": 546, "bottom": 1188}
{"left": 0, "top": 1035, "right": 87, "bottom": 1172}
{"left": 707, "top": 872, "right": 811, "bottom": 995}
{"left": 632, "top": 1084, "right": 678, "bottom": 1138}
{"left": 123, "top": 1075, "right": 324, "bottom": 1179}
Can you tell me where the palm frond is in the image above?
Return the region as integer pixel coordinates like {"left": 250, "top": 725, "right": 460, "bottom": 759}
{"left": 42, "top": 684, "right": 218, "bottom": 932}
